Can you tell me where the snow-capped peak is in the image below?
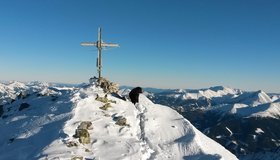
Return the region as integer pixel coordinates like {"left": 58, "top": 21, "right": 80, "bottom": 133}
{"left": 209, "top": 86, "right": 242, "bottom": 96}
{"left": 0, "top": 82, "right": 237, "bottom": 160}
{"left": 232, "top": 90, "right": 272, "bottom": 106}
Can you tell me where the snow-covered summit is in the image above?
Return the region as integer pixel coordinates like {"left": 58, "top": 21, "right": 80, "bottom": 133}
{"left": 208, "top": 86, "right": 242, "bottom": 96}
{"left": 0, "top": 82, "right": 237, "bottom": 160}
{"left": 232, "top": 90, "right": 272, "bottom": 106}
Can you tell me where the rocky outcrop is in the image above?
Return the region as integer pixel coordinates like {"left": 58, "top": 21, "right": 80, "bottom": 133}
{"left": 113, "top": 116, "right": 128, "bottom": 126}
{"left": 17, "top": 92, "right": 30, "bottom": 99}
{"left": 78, "top": 121, "right": 93, "bottom": 130}
{"left": 99, "top": 103, "right": 112, "bottom": 110}
{"left": 177, "top": 106, "right": 184, "bottom": 113}
{"left": 71, "top": 156, "right": 83, "bottom": 160}
{"left": 0, "top": 105, "right": 4, "bottom": 117}
{"left": 73, "top": 121, "right": 93, "bottom": 144}
{"left": 98, "top": 77, "right": 119, "bottom": 93}
{"left": 19, "top": 103, "right": 30, "bottom": 111}
{"left": 66, "top": 141, "right": 78, "bottom": 147}
{"left": 95, "top": 95, "right": 116, "bottom": 103}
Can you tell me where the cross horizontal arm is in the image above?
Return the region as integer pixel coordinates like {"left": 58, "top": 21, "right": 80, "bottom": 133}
{"left": 101, "top": 43, "right": 120, "bottom": 48}
{"left": 81, "top": 42, "right": 97, "bottom": 46}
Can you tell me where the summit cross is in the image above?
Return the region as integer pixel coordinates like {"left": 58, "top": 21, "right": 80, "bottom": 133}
{"left": 81, "top": 27, "right": 119, "bottom": 79}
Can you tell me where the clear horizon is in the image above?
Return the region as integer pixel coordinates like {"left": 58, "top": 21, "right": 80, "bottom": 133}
{"left": 0, "top": 0, "right": 279, "bottom": 93}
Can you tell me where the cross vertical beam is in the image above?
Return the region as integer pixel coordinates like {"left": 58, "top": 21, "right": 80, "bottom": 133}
{"left": 81, "top": 27, "right": 119, "bottom": 80}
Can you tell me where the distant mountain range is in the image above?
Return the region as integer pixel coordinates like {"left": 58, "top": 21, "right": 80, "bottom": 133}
{"left": 120, "top": 85, "right": 280, "bottom": 159}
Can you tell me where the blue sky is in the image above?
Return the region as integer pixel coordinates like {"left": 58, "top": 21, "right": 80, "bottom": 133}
{"left": 0, "top": 0, "right": 279, "bottom": 92}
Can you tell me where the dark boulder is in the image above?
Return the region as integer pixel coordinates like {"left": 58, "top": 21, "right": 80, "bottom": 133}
{"left": 19, "top": 103, "right": 30, "bottom": 111}
{"left": 0, "top": 105, "right": 4, "bottom": 117}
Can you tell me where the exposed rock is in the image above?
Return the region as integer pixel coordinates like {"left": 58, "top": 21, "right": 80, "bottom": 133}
{"left": 114, "top": 116, "right": 128, "bottom": 126}
{"left": 103, "top": 113, "right": 111, "bottom": 117}
{"left": 10, "top": 99, "right": 16, "bottom": 104}
{"left": 78, "top": 129, "right": 90, "bottom": 144}
{"left": 95, "top": 95, "right": 116, "bottom": 104}
{"left": 51, "top": 95, "right": 58, "bottom": 101}
{"left": 177, "top": 106, "right": 185, "bottom": 113}
{"left": 17, "top": 92, "right": 29, "bottom": 99}
{"left": 89, "top": 76, "right": 98, "bottom": 84}
{"left": 95, "top": 95, "right": 109, "bottom": 103}
{"left": 85, "top": 148, "right": 90, "bottom": 152}
{"left": 98, "top": 77, "right": 119, "bottom": 93}
{"left": 71, "top": 156, "right": 83, "bottom": 160}
{"left": 78, "top": 121, "right": 93, "bottom": 130}
{"left": 2, "top": 115, "right": 8, "bottom": 119}
{"left": 99, "top": 103, "right": 112, "bottom": 111}
{"left": 9, "top": 138, "right": 15, "bottom": 143}
{"left": 73, "top": 121, "right": 92, "bottom": 144}
{"left": 19, "top": 103, "right": 30, "bottom": 111}
{"left": 111, "top": 92, "right": 127, "bottom": 101}
{"left": 0, "top": 105, "right": 3, "bottom": 117}
{"left": 66, "top": 141, "right": 78, "bottom": 147}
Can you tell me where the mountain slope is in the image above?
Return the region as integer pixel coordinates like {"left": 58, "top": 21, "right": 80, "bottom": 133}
{"left": 138, "top": 95, "right": 236, "bottom": 159}
{"left": 143, "top": 86, "right": 280, "bottom": 159}
{"left": 231, "top": 90, "right": 272, "bottom": 106}
{"left": 0, "top": 82, "right": 237, "bottom": 160}
{"left": 0, "top": 85, "right": 74, "bottom": 159}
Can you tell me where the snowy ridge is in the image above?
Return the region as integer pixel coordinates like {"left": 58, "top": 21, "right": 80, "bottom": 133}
{"left": 0, "top": 81, "right": 63, "bottom": 105}
{"left": 207, "top": 90, "right": 280, "bottom": 118}
{"left": 0, "top": 82, "right": 237, "bottom": 160}
{"left": 146, "top": 85, "right": 280, "bottom": 119}
{"left": 0, "top": 84, "right": 75, "bottom": 159}
{"left": 184, "top": 86, "right": 241, "bottom": 100}
{"left": 210, "top": 102, "right": 280, "bottom": 118}
{"left": 141, "top": 86, "right": 280, "bottom": 158}
{"left": 43, "top": 85, "right": 237, "bottom": 159}
{"left": 137, "top": 95, "right": 236, "bottom": 159}
{"left": 231, "top": 90, "right": 272, "bottom": 106}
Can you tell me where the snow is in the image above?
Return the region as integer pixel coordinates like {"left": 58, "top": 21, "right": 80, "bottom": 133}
{"left": 137, "top": 95, "right": 236, "bottom": 159}
{"left": 250, "top": 102, "right": 280, "bottom": 118}
{"left": 0, "top": 82, "right": 237, "bottom": 160}
{"left": 151, "top": 86, "right": 241, "bottom": 101}
{"left": 0, "top": 86, "right": 74, "bottom": 160}
{"left": 216, "top": 135, "right": 222, "bottom": 139}
{"left": 232, "top": 90, "right": 272, "bottom": 107}
{"left": 255, "top": 128, "right": 265, "bottom": 134}
{"left": 225, "top": 127, "right": 233, "bottom": 136}
{"left": 209, "top": 102, "right": 280, "bottom": 119}
{"left": 150, "top": 86, "right": 279, "bottom": 119}
{"left": 270, "top": 94, "right": 280, "bottom": 102}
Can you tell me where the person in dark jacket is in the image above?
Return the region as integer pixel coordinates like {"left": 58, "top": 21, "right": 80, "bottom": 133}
{"left": 129, "top": 87, "right": 143, "bottom": 105}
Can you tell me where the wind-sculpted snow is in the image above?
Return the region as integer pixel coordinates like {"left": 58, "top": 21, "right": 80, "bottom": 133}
{"left": 137, "top": 95, "right": 237, "bottom": 160}
{"left": 0, "top": 82, "right": 237, "bottom": 160}
{"left": 139, "top": 86, "right": 280, "bottom": 159}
